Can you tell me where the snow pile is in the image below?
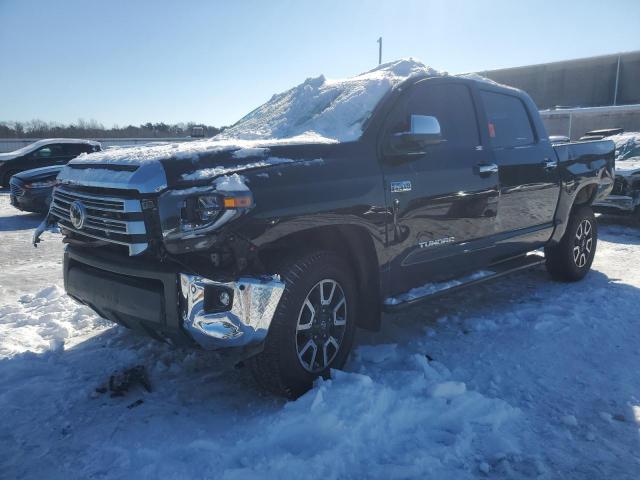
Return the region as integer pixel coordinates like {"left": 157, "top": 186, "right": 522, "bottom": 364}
{"left": 219, "top": 58, "right": 440, "bottom": 142}
{"left": 0, "top": 282, "right": 524, "bottom": 478}
{"left": 609, "top": 131, "right": 640, "bottom": 159}
{"left": 0, "top": 286, "right": 108, "bottom": 358}
{"left": 457, "top": 72, "right": 502, "bottom": 86}
{"left": 608, "top": 132, "right": 640, "bottom": 176}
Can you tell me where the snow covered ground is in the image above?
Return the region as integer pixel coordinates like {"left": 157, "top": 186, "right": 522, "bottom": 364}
{"left": 1, "top": 190, "right": 640, "bottom": 479}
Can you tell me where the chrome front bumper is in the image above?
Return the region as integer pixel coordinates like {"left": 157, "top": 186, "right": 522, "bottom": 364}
{"left": 180, "top": 274, "right": 285, "bottom": 349}
{"left": 593, "top": 194, "right": 640, "bottom": 212}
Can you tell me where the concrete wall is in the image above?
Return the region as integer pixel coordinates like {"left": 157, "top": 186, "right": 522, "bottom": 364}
{"left": 481, "top": 51, "right": 640, "bottom": 110}
{"left": 540, "top": 105, "right": 640, "bottom": 140}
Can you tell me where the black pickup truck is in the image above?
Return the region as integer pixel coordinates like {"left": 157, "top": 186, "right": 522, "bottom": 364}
{"left": 34, "top": 63, "right": 615, "bottom": 397}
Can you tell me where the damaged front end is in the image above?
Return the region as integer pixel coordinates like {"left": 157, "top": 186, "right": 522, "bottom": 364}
{"left": 35, "top": 154, "right": 286, "bottom": 353}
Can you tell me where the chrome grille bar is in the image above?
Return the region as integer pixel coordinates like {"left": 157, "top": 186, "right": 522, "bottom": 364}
{"left": 50, "top": 187, "right": 148, "bottom": 255}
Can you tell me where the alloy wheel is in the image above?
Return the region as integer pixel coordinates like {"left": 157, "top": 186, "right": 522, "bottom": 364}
{"left": 573, "top": 219, "right": 593, "bottom": 268}
{"left": 295, "top": 279, "right": 348, "bottom": 373}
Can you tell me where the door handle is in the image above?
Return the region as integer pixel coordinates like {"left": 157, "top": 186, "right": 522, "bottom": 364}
{"left": 542, "top": 159, "right": 558, "bottom": 170}
{"left": 477, "top": 163, "right": 499, "bottom": 175}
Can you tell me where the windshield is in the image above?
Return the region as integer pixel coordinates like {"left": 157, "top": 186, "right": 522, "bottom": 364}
{"left": 3, "top": 140, "right": 48, "bottom": 157}
{"left": 217, "top": 59, "right": 438, "bottom": 143}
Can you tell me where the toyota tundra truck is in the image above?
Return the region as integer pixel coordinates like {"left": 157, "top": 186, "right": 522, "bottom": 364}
{"left": 34, "top": 60, "right": 615, "bottom": 397}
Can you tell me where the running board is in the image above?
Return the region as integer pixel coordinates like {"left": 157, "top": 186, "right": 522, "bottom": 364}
{"left": 383, "top": 253, "right": 545, "bottom": 312}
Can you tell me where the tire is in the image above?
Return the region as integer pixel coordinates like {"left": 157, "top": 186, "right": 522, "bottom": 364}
{"left": 248, "top": 251, "right": 357, "bottom": 398}
{"left": 544, "top": 205, "right": 597, "bottom": 282}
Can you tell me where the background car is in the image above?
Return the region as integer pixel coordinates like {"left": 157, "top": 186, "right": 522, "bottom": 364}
{"left": 593, "top": 132, "right": 640, "bottom": 221}
{"left": 0, "top": 138, "right": 101, "bottom": 187}
{"left": 9, "top": 165, "right": 63, "bottom": 213}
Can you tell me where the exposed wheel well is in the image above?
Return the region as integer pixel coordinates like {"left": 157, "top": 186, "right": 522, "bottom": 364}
{"left": 258, "top": 225, "right": 382, "bottom": 331}
{"left": 573, "top": 183, "right": 597, "bottom": 207}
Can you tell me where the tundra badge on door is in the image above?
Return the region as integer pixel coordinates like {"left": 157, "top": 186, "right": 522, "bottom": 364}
{"left": 419, "top": 236, "right": 455, "bottom": 248}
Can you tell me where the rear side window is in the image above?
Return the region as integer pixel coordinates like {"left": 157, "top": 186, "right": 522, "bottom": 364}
{"left": 481, "top": 91, "right": 535, "bottom": 148}
{"left": 34, "top": 144, "right": 64, "bottom": 158}
{"left": 390, "top": 82, "right": 480, "bottom": 148}
{"left": 65, "top": 144, "right": 91, "bottom": 156}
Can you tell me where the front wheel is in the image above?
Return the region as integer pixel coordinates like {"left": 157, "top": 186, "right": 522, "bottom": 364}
{"left": 545, "top": 205, "right": 598, "bottom": 281}
{"left": 248, "top": 251, "right": 357, "bottom": 398}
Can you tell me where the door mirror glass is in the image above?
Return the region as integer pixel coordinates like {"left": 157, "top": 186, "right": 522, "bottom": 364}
{"left": 410, "top": 115, "right": 441, "bottom": 137}
{"left": 385, "top": 115, "right": 443, "bottom": 156}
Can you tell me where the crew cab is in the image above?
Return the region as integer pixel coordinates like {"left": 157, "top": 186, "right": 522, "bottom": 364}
{"left": 34, "top": 61, "right": 615, "bottom": 397}
{"left": 0, "top": 138, "right": 101, "bottom": 187}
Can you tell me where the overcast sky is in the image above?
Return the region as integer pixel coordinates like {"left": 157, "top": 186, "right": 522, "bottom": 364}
{"left": 1, "top": 0, "right": 639, "bottom": 128}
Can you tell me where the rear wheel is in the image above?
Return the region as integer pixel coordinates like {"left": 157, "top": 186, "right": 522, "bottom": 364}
{"left": 545, "top": 205, "right": 597, "bottom": 281}
{"left": 248, "top": 251, "right": 357, "bottom": 398}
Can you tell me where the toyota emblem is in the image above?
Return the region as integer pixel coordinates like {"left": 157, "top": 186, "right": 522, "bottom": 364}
{"left": 69, "top": 200, "right": 87, "bottom": 229}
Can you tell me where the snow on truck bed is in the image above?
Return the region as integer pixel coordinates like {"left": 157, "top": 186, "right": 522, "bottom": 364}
{"left": 3, "top": 193, "right": 640, "bottom": 479}
{"left": 69, "top": 59, "right": 439, "bottom": 166}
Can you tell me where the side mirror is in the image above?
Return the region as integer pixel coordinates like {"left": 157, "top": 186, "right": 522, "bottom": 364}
{"left": 385, "top": 115, "right": 443, "bottom": 156}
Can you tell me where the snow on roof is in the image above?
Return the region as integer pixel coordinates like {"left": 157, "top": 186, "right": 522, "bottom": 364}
{"left": 456, "top": 73, "right": 500, "bottom": 86}
{"left": 67, "top": 59, "right": 440, "bottom": 166}
{"left": 219, "top": 58, "right": 440, "bottom": 143}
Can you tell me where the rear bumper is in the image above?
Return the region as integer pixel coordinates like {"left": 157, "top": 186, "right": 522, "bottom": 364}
{"left": 593, "top": 194, "right": 640, "bottom": 213}
{"left": 63, "top": 246, "right": 284, "bottom": 350}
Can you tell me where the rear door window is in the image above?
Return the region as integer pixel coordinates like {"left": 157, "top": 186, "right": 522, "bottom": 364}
{"left": 481, "top": 91, "right": 535, "bottom": 148}
{"left": 64, "top": 144, "right": 90, "bottom": 156}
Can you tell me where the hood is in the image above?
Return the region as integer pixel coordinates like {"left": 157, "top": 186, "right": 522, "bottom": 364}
{"left": 14, "top": 165, "right": 64, "bottom": 181}
{"left": 57, "top": 137, "right": 337, "bottom": 193}
{"left": 615, "top": 157, "right": 640, "bottom": 177}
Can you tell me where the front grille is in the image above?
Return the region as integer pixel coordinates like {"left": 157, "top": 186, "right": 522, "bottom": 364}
{"left": 50, "top": 186, "right": 148, "bottom": 255}
{"left": 611, "top": 177, "right": 627, "bottom": 196}
{"left": 10, "top": 182, "right": 25, "bottom": 198}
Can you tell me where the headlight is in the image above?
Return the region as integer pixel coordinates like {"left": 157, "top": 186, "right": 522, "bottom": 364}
{"left": 25, "top": 178, "right": 57, "bottom": 189}
{"left": 180, "top": 194, "right": 224, "bottom": 230}
{"left": 161, "top": 188, "right": 254, "bottom": 241}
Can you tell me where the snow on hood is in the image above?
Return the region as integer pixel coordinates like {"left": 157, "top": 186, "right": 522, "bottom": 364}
{"left": 68, "top": 134, "right": 334, "bottom": 166}
{"left": 64, "top": 59, "right": 439, "bottom": 168}
{"left": 608, "top": 132, "right": 640, "bottom": 176}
